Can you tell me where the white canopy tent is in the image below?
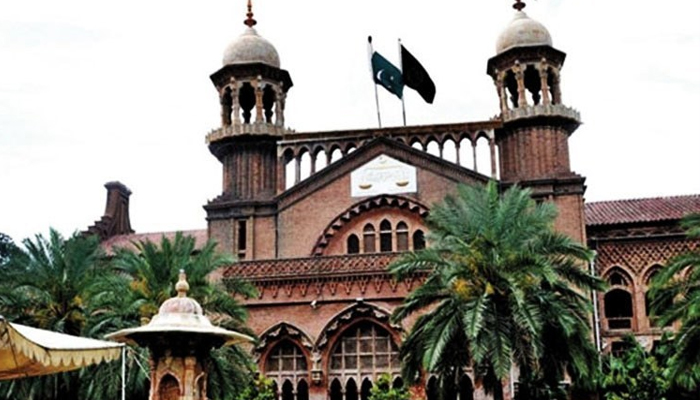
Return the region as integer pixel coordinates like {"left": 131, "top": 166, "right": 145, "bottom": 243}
{"left": 0, "top": 316, "right": 124, "bottom": 381}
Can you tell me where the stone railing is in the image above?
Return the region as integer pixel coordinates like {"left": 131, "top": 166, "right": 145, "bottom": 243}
{"left": 206, "top": 122, "right": 290, "bottom": 143}
{"left": 502, "top": 104, "right": 581, "bottom": 123}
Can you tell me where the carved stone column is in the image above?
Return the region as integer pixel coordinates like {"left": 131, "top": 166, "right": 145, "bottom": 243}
{"left": 550, "top": 67, "right": 562, "bottom": 104}
{"left": 496, "top": 70, "right": 509, "bottom": 113}
{"left": 254, "top": 76, "right": 264, "bottom": 123}
{"left": 537, "top": 59, "right": 551, "bottom": 105}
{"left": 231, "top": 81, "right": 241, "bottom": 126}
{"left": 274, "top": 86, "right": 285, "bottom": 127}
{"left": 514, "top": 61, "right": 527, "bottom": 108}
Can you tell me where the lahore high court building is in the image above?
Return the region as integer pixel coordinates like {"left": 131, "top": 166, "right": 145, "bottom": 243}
{"left": 82, "top": 1, "right": 700, "bottom": 399}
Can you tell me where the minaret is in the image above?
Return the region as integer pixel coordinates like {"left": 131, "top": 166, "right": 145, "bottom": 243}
{"left": 205, "top": 1, "right": 293, "bottom": 259}
{"left": 487, "top": 0, "right": 587, "bottom": 242}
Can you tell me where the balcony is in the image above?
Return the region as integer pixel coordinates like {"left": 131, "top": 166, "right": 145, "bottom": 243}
{"left": 206, "top": 122, "right": 289, "bottom": 143}
{"left": 502, "top": 104, "right": 581, "bottom": 124}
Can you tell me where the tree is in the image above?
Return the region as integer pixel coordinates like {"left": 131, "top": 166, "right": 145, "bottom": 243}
{"left": 85, "top": 232, "right": 257, "bottom": 400}
{"left": 369, "top": 374, "right": 410, "bottom": 400}
{"left": 600, "top": 336, "right": 670, "bottom": 400}
{"left": 389, "top": 182, "right": 604, "bottom": 400}
{"left": 0, "top": 229, "right": 104, "bottom": 400}
{"left": 0, "top": 232, "right": 20, "bottom": 267}
{"left": 235, "top": 373, "right": 277, "bottom": 400}
{"left": 650, "top": 212, "right": 700, "bottom": 390}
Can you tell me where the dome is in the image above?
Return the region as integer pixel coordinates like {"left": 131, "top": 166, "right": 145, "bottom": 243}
{"left": 496, "top": 11, "right": 553, "bottom": 54}
{"left": 105, "top": 271, "right": 253, "bottom": 347}
{"left": 223, "top": 27, "right": 281, "bottom": 68}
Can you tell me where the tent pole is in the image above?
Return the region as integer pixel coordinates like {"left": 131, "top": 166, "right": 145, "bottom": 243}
{"left": 121, "top": 347, "right": 126, "bottom": 400}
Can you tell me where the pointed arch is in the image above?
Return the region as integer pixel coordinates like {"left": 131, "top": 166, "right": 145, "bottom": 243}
{"left": 297, "top": 380, "right": 309, "bottom": 400}
{"left": 330, "top": 378, "right": 343, "bottom": 400}
{"left": 311, "top": 195, "right": 429, "bottom": 255}
{"left": 459, "top": 373, "right": 474, "bottom": 400}
{"left": 346, "top": 378, "right": 359, "bottom": 400}
{"left": 603, "top": 266, "right": 634, "bottom": 287}
{"left": 426, "top": 376, "right": 439, "bottom": 400}
{"left": 361, "top": 378, "right": 373, "bottom": 400}
{"left": 442, "top": 138, "right": 458, "bottom": 164}
{"left": 316, "top": 303, "right": 399, "bottom": 350}
{"left": 158, "top": 374, "right": 181, "bottom": 400}
{"left": 256, "top": 322, "right": 314, "bottom": 356}
{"left": 281, "top": 380, "right": 294, "bottom": 400}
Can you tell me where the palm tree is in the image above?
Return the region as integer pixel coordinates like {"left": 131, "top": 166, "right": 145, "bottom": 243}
{"left": 85, "top": 232, "right": 257, "bottom": 400}
{"left": 389, "top": 182, "right": 603, "bottom": 400}
{"left": 0, "top": 228, "right": 104, "bottom": 400}
{"left": 650, "top": 213, "right": 700, "bottom": 390}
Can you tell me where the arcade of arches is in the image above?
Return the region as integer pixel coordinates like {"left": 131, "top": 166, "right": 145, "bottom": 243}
{"left": 260, "top": 320, "right": 475, "bottom": 400}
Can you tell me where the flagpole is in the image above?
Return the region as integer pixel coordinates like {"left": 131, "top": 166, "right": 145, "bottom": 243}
{"left": 368, "top": 36, "right": 382, "bottom": 128}
{"left": 398, "top": 38, "right": 407, "bottom": 126}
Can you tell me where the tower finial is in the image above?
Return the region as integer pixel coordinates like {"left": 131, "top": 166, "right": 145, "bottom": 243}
{"left": 513, "top": 0, "right": 526, "bottom": 11}
{"left": 244, "top": 0, "right": 257, "bottom": 27}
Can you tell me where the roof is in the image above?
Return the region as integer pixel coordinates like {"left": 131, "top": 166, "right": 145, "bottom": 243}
{"left": 100, "top": 229, "right": 208, "bottom": 255}
{"left": 0, "top": 317, "right": 123, "bottom": 380}
{"left": 585, "top": 194, "right": 700, "bottom": 226}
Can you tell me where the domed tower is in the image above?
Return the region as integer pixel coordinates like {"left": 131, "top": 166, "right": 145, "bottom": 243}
{"left": 205, "top": 1, "right": 293, "bottom": 259}
{"left": 487, "top": 0, "right": 586, "bottom": 242}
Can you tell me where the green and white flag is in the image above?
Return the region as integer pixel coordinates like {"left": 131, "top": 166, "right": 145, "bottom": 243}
{"left": 371, "top": 51, "right": 403, "bottom": 99}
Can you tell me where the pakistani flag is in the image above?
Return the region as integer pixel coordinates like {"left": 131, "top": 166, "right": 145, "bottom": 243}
{"left": 401, "top": 45, "right": 435, "bottom": 104}
{"left": 371, "top": 51, "right": 403, "bottom": 99}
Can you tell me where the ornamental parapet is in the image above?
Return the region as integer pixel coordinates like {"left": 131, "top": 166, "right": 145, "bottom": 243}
{"left": 502, "top": 104, "right": 580, "bottom": 123}
{"left": 221, "top": 253, "right": 403, "bottom": 282}
{"left": 206, "top": 122, "right": 290, "bottom": 143}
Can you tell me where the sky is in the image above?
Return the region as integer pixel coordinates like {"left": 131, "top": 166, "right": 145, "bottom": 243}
{"left": 1, "top": 0, "right": 699, "bottom": 244}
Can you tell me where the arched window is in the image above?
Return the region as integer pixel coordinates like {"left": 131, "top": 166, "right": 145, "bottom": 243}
{"left": 239, "top": 82, "right": 255, "bottom": 123}
{"left": 604, "top": 289, "right": 633, "bottom": 330}
{"left": 426, "top": 376, "right": 439, "bottom": 400}
{"left": 392, "top": 377, "right": 403, "bottom": 389}
{"left": 281, "top": 380, "right": 294, "bottom": 400}
{"left": 524, "top": 64, "right": 541, "bottom": 105}
{"left": 380, "top": 220, "right": 392, "bottom": 252}
{"left": 314, "top": 148, "right": 327, "bottom": 172}
{"left": 608, "top": 270, "right": 628, "bottom": 286}
{"left": 459, "top": 374, "right": 474, "bottom": 400}
{"left": 413, "top": 230, "right": 425, "bottom": 250}
{"left": 329, "top": 322, "right": 400, "bottom": 383}
{"left": 442, "top": 139, "right": 457, "bottom": 163}
{"left": 299, "top": 150, "right": 312, "bottom": 181}
{"left": 396, "top": 222, "right": 409, "bottom": 251}
{"left": 361, "top": 378, "right": 373, "bottom": 400}
{"left": 426, "top": 140, "right": 440, "bottom": 157}
{"left": 265, "top": 341, "right": 308, "bottom": 386}
{"left": 347, "top": 234, "right": 360, "bottom": 254}
{"left": 330, "top": 147, "right": 343, "bottom": 164}
{"left": 297, "top": 380, "right": 308, "bottom": 400}
{"left": 263, "top": 85, "right": 276, "bottom": 123}
{"left": 363, "top": 224, "right": 376, "bottom": 253}
{"left": 346, "top": 379, "right": 358, "bottom": 400}
{"left": 271, "top": 381, "right": 279, "bottom": 400}
{"left": 158, "top": 374, "right": 180, "bottom": 400}
{"left": 330, "top": 379, "right": 343, "bottom": 400}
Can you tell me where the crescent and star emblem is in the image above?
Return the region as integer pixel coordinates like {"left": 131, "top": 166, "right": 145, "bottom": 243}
{"left": 376, "top": 69, "right": 384, "bottom": 81}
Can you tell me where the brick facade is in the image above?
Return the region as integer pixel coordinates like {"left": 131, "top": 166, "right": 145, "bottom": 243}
{"left": 85, "top": 4, "right": 700, "bottom": 400}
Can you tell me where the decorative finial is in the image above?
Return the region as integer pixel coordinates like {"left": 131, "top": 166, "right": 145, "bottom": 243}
{"left": 244, "top": 0, "right": 257, "bottom": 27}
{"left": 513, "top": 0, "right": 526, "bottom": 11}
{"left": 175, "top": 269, "right": 189, "bottom": 297}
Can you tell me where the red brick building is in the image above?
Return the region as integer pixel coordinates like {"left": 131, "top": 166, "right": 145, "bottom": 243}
{"left": 86, "top": 2, "right": 700, "bottom": 400}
